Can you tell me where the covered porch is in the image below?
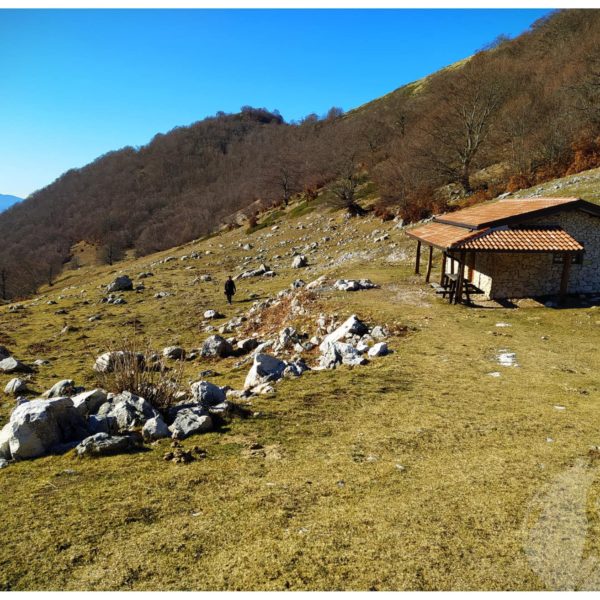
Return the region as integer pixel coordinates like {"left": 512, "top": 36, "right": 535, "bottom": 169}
{"left": 407, "top": 225, "right": 585, "bottom": 305}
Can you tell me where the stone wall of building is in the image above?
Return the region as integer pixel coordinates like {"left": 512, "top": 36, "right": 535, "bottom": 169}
{"left": 464, "top": 209, "right": 600, "bottom": 299}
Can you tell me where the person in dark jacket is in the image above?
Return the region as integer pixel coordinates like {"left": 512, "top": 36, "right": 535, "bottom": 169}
{"left": 224, "top": 276, "right": 236, "bottom": 304}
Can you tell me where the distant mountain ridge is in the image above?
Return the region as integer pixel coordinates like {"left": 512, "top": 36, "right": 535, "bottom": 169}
{"left": 0, "top": 194, "right": 23, "bottom": 212}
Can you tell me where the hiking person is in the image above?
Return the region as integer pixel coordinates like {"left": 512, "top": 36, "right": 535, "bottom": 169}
{"left": 224, "top": 275, "right": 236, "bottom": 305}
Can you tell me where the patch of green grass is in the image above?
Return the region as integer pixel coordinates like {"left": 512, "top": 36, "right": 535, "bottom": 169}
{"left": 245, "top": 209, "right": 285, "bottom": 234}
{"left": 287, "top": 200, "right": 318, "bottom": 219}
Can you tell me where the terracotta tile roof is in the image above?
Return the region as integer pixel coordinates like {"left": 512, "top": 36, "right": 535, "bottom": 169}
{"left": 406, "top": 222, "right": 488, "bottom": 249}
{"left": 434, "top": 197, "right": 580, "bottom": 229}
{"left": 455, "top": 227, "right": 584, "bottom": 252}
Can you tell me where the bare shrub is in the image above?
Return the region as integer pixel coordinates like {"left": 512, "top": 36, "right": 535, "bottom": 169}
{"left": 93, "top": 336, "right": 184, "bottom": 415}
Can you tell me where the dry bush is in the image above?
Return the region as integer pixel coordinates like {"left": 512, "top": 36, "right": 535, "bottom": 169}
{"left": 247, "top": 213, "right": 258, "bottom": 229}
{"left": 93, "top": 336, "right": 184, "bottom": 415}
{"left": 506, "top": 173, "right": 533, "bottom": 193}
{"left": 372, "top": 202, "right": 395, "bottom": 222}
{"left": 566, "top": 136, "right": 600, "bottom": 174}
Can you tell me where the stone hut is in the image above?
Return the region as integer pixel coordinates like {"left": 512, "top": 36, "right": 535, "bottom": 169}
{"left": 406, "top": 197, "right": 600, "bottom": 303}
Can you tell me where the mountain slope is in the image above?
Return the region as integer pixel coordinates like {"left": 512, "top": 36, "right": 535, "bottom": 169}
{"left": 1, "top": 8, "right": 600, "bottom": 299}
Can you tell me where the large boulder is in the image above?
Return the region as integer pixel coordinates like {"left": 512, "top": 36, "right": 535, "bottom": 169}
{"left": 168, "top": 407, "right": 213, "bottom": 439}
{"left": 200, "top": 335, "right": 233, "bottom": 359}
{"left": 1, "top": 397, "right": 88, "bottom": 460}
{"left": 319, "top": 315, "right": 368, "bottom": 352}
{"left": 4, "top": 378, "right": 27, "bottom": 395}
{"left": 99, "top": 391, "right": 159, "bottom": 433}
{"left": 71, "top": 389, "right": 108, "bottom": 417}
{"left": 106, "top": 275, "right": 133, "bottom": 293}
{"left": 142, "top": 416, "right": 170, "bottom": 441}
{"left": 0, "top": 346, "right": 10, "bottom": 360}
{"left": 190, "top": 380, "right": 226, "bottom": 407}
{"left": 93, "top": 351, "right": 144, "bottom": 373}
{"left": 244, "top": 353, "right": 287, "bottom": 389}
{"left": 75, "top": 433, "right": 140, "bottom": 457}
{"left": 0, "top": 357, "right": 32, "bottom": 374}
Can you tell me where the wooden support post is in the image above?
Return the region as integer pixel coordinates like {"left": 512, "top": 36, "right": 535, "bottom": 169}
{"left": 425, "top": 245, "right": 433, "bottom": 283}
{"left": 454, "top": 251, "right": 466, "bottom": 304}
{"left": 559, "top": 252, "right": 573, "bottom": 305}
{"left": 440, "top": 252, "right": 446, "bottom": 286}
{"left": 415, "top": 240, "right": 421, "bottom": 275}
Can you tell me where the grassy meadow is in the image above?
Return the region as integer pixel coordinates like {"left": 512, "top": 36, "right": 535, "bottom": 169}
{"left": 1, "top": 179, "right": 600, "bottom": 590}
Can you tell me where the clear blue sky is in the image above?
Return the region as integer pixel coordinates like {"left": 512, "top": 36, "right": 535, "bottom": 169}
{"left": 0, "top": 8, "right": 551, "bottom": 198}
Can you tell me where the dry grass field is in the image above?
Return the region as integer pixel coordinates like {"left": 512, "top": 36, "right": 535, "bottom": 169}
{"left": 1, "top": 176, "right": 600, "bottom": 590}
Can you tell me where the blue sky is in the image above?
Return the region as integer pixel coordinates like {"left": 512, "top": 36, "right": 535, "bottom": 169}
{"left": 0, "top": 8, "right": 551, "bottom": 198}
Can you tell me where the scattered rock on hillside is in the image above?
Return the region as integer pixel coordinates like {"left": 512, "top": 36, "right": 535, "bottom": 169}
{"left": 4, "top": 378, "right": 27, "bottom": 395}
{"left": 93, "top": 351, "right": 144, "bottom": 373}
{"left": 43, "top": 379, "right": 80, "bottom": 399}
{"left": 106, "top": 275, "right": 133, "bottom": 293}
{"left": 237, "top": 338, "right": 259, "bottom": 353}
{"left": 0, "top": 357, "right": 32, "bottom": 374}
{"left": 99, "top": 391, "right": 160, "bottom": 433}
{"left": 244, "top": 353, "right": 287, "bottom": 389}
{"left": 71, "top": 389, "right": 108, "bottom": 417}
{"left": 319, "top": 315, "right": 369, "bottom": 351}
{"left": 334, "top": 279, "right": 378, "bottom": 292}
{"left": 75, "top": 432, "right": 141, "bottom": 457}
{"left": 368, "top": 342, "right": 389, "bottom": 357}
{"left": 204, "top": 309, "right": 223, "bottom": 320}
{"left": 163, "top": 346, "right": 185, "bottom": 360}
{"left": 0, "top": 346, "right": 11, "bottom": 360}
{"left": 200, "top": 335, "right": 233, "bottom": 359}
{"left": 142, "top": 416, "right": 170, "bottom": 441}
{"left": 319, "top": 341, "right": 368, "bottom": 369}
{"left": 370, "top": 325, "right": 388, "bottom": 340}
{"left": 190, "top": 380, "right": 226, "bottom": 407}
{"left": 291, "top": 255, "right": 307, "bottom": 268}
{"left": 169, "top": 407, "right": 213, "bottom": 439}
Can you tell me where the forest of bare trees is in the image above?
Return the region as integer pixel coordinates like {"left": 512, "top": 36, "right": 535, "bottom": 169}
{"left": 1, "top": 9, "right": 599, "bottom": 299}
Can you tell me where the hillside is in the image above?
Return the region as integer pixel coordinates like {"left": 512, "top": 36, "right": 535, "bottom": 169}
{"left": 0, "top": 167, "right": 599, "bottom": 589}
{"left": 1, "top": 9, "right": 600, "bottom": 299}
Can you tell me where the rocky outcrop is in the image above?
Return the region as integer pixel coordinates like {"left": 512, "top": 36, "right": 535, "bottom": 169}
{"left": 0, "top": 397, "right": 88, "bottom": 460}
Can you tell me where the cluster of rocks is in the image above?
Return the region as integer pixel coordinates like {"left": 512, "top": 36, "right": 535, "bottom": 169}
{"left": 0, "top": 377, "right": 234, "bottom": 464}
{"left": 236, "top": 264, "right": 276, "bottom": 279}
{"left": 333, "top": 279, "right": 378, "bottom": 292}
{"left": 317, "top": 315, "right": 389, "bottom": 369}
